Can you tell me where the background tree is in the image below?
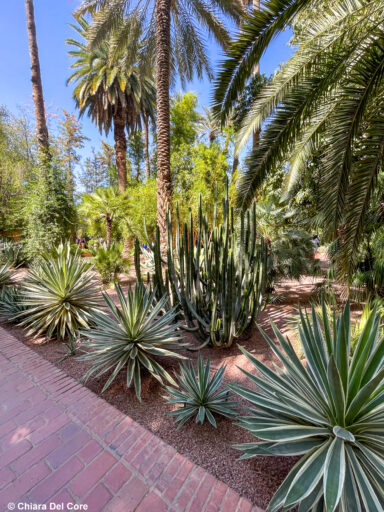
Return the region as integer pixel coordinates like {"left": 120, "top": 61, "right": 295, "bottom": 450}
{"left": 55, "top": 110, "right": 88, "bottom": 200}
{"left": 67, "top": 15, "right": 156, "bottom": 192}
{"left": 78, "top": 186, "right": 129, "bottom": 246}
{"left": 24, "top": 0, "right": 50, "bottom": 159}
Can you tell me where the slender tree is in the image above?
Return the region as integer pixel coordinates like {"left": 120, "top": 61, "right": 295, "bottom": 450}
{"left": 155, "top": 0, "right": 172, "bottom": 247}
{"left": 24, "top": 0, "right": 50, "bottom": 158}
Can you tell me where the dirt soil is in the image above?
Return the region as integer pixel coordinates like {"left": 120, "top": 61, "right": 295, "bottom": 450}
{"left": 1, "top": 254, "right": 357, "bottom": 509}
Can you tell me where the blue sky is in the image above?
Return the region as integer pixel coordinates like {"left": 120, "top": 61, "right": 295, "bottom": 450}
{"left": 0, "top": 1, "right": 293, "bottom": 160}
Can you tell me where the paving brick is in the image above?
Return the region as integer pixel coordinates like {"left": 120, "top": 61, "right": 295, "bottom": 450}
{"left": 221, "top": 488, "right": 241, "bottom": 512}
{"left": 113, "top": 476, "right": 149, "bottom": 511}
{"left": 0, "top": 460, "right": 51, "bottom": 504}
{"left": 29, "top": 456, "right": 83, "bottom": 503}
{"left": 84, "top": 483, "right": 112, "bottom": 512}
{"left": 173, "top": 466, "right": 206, "bottom": 509}
{"left": 205, "top": 480, "right": 228, "bottom": 512}
{"left": 47, "top": 430, "right": 92, "bottom": 469}
{"left": 1, "top": 439, "right": 32, "bottom": 466}
{"left": 135, "top": 491, "right": 168, "bottom": 512}
{"left": 0, "top": 466, "right": 16, "bottom": 490}
{"left": 163, "top": 459, "right": 194, "bottom": 502}
{"left": 77, "top": 440, "right": 103, "bottom": 465}
{"left": 188, "top": 472, "right": 216, "bottom": 512}
{"left": 69, "top": 451, "right": 117, "bottom": 498}
{"left": 104, "top": 463, "right": 132, "bottom": 493}
{"left": 11, "top": 434, "right": 62, "bottom": 475}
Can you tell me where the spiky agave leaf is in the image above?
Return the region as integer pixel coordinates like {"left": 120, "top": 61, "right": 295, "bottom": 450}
{"left": 0, "top": 262, "right": 15, "bottom": 289}
{"left": 164, "top": 353, "right": 237, "bottom": 428}
{"left": 80, "top": 282, "right": 186, "bottom": 400}
{"left": 17, "top": 243, "right": 102, "bottom": 340}
{"left": 231, "top": 300, "right": 384, "bottom": 511}
{"left": 0, "top": 285, "right": 28, "bottom": 321}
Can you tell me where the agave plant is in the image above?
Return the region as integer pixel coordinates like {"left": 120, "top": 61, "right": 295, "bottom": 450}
{"left": 231, "top": 301, "right": 384, "bottom": 511}
{"left": 164, "top": 353, "right": 237, "bottom": 428}
{"left": 0, "top": 263, "right": 15, "bottom": 289}
{"left": 81, "top": 282, "right": 186, "bottom": 400}
{"left": 0, "top": 286, "right": 28, "bottom": 321}
{"left": 17, "top": 243, "right": 101, "bottom": 341}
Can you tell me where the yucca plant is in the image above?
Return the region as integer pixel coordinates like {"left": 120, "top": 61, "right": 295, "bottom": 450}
{"left": 231, "top": 301, "right": 384, "bottom": 511}
{"left": 81, "top": 282, "right": 186, "bottom": 400}
{"left": 164, "top": 353, "right": 237, "bottom": 428}
{"left": 17, "top": 243, "right": 101, "bottom": 342}
{"left": 0, "top": 263, "right": 15, "bottom": 289}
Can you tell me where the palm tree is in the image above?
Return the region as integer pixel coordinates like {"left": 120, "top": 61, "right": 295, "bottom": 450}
{"left": 77, "top": 0, "right": 245, "bottom": 249}
{"left": 67, "top": 15, "right": 156, "bottom": 192}
{"left": 24, "top": 0, "right": 50, "bottom": 159}
{"left": 79, "top": 186, "right": 128, "bottom": 246}
{"left": 214, "top": 0, "right": 384, "bottom": 277}
{"left": 197, "top": 107, "right": 221, "bottom": 145}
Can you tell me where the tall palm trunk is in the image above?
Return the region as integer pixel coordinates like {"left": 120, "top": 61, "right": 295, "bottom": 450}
{"left": 155, "top": 0, "right": 172, "bottom": 251}
{"left": 143, "top": 114, "right": 151, "bottom": 180}
{"left": 113, "top": 101, "right": 127, "bottom": 192}
{"left": 25, "top": 0, "right": 50, "bottom": 159}
{"left": 252, "top": 0, "right": 260, "bottom": 150}
{"left": 105, "top": 214, "right": 112, "bottom": 247}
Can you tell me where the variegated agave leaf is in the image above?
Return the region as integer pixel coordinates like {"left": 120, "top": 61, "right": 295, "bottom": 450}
{"left": 164, "top": 353, "right": 237, "bottom": 428}
{"left": 81, "top": 282, "right": 187, "bottom": 400}
{"left": 231, "top": 300, "right": 384, "bottom": 512}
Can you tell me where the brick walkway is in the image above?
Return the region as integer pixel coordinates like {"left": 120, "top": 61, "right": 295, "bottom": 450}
{"left": 0, "top": 327, "right": 261, "bottom": 512}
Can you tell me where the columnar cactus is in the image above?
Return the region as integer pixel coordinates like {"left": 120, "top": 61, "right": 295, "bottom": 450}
{"left": 135, "top": 189, "right": 268, "bottom": 348}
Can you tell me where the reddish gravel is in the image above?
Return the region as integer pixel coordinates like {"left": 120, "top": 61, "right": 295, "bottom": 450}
{"left": 2, "top": 256, "right": 352, "bottom": 508}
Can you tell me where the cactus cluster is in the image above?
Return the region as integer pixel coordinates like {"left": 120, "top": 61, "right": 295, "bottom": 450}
{"left": 135, "top": 190, "right": 268, "bottom": 348}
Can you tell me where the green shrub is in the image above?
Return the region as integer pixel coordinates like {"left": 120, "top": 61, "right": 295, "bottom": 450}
{"left": 231, "top": 301, "right": 384, "bottom": 512}
{"left": 81, "top": 282, "right": 186, "bottom": 400}
{"left": 17, "top": 243, "right": 101, "bottom": 341}
{"left": 90, "top": 242, "right": 129, "bottom": 286}
{"left": 164, "top": 353, "right": 237, "bottom": 428}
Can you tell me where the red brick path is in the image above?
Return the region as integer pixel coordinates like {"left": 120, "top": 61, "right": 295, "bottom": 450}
{"left": 0, "top": 327, "right": 261, "bottom": 512}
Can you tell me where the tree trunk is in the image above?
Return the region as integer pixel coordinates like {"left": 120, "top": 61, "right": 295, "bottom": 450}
{"left": 143, "top": 114, "right": 151, "bottom": 180}
{"left": 113, "top": 102, "right": 127, "bottom": 192}
{"left": 106, "top": 214, "right": 112, "bottom": 247}
{"left": 24, "top": 0, "right": 50, "bottom": 159}
{"left": 155, "top": 0, "right": 173, "bottom": 252}
{"left": 252, "top": 0, "right": 260, "bottom": 151}
{"left": 232, "top": 155, "right": 239, "bottom": 176}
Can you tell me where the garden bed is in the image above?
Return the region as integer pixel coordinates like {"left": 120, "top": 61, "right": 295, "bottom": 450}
{"left": 2, "top": 270, "right": 342, "bottom": 508}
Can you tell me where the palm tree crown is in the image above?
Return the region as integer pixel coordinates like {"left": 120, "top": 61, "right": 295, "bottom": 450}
{"left": 67, "top": 15, "right": 156, "bottom": 191}
{"left": 214, "top": 0, "right": 384, "bottom": 276}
